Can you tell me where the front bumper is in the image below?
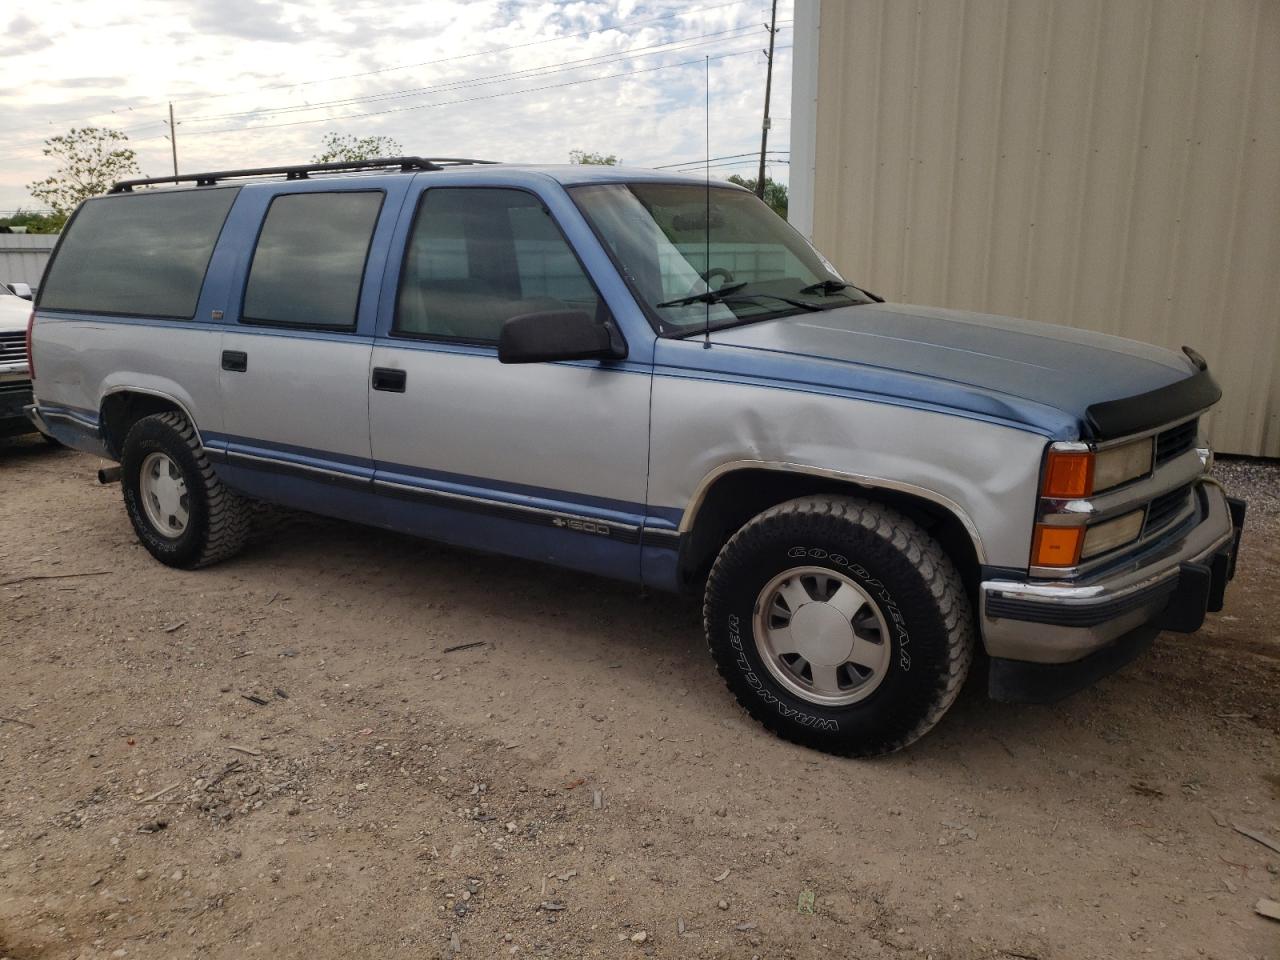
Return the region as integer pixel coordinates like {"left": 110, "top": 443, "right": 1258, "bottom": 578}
{"left": 0, "top": 379, "right": 34, "bottom": 436}
{"left": 981, "top": 480, "right": 1244, "bottom": 702}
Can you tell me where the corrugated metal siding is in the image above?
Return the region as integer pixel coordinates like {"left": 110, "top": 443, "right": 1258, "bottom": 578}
{"left": 0, "top": 234, "right": 58, "bottom": 288}
{"left": 811, "top": 0, "right": 1280, "bottom": 456}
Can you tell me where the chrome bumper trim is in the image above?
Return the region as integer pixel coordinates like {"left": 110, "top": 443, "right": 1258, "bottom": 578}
{"left": 24, "top": 402, "right": 50, "bottom": 434}
{"left": 980, "top": 481, "right": 1235, "bottom": 663}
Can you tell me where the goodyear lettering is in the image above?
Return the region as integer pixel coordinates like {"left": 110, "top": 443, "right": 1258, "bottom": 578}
{"left": 783, "top": 548, "right": 912, "bottom": 672}
{"left": 727, "top": 613, "right": 840, "bottom": 732}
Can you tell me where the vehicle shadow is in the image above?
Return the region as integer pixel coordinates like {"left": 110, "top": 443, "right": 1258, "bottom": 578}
{"left": 0, "top": 432, "right": 74, "bottom": 464}
{"left": 233, "top": 507, "right": 1087, "bottom": 766}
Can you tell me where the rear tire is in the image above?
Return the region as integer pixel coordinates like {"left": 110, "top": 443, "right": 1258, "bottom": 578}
{"left": 703, "top": 495, "right": 973, "bottom": 756}
{"left": 121, "top": 411, "right": 249, "bottom": 568}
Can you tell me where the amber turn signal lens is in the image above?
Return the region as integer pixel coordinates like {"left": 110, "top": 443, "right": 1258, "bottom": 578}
{"left": 1042, "top": 450, "right": 1094, "bottom": 498}
{"left": 1031, "top": 524, "right": 1085, "bottom": 567}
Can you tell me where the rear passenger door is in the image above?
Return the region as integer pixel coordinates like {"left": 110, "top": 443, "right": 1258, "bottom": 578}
{"left": 367, "top": 184, "right": 651, "bottom": 582}
{"left": 217, "top": 186, "right": 392, "bottom": 504}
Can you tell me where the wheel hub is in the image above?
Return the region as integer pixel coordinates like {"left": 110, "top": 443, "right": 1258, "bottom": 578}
{"left": 787, "top": 602, "right": 856, "bottom": 666}
{"left": 752, "top": 565, "right": 892, "bottom": 706}
{"left": 139, "top": 451, "right": 190, "bottom": 538}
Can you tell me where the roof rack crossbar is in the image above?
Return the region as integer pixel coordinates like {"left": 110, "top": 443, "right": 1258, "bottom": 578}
{"left": 109, "top": 156, "right": 500, "bottom": 193}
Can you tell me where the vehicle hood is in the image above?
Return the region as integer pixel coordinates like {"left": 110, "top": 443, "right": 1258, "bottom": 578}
{"left": 694, "top": 302, "right": 1200, "bottom": 439}
{"left": 0, "top": 294, "right": 29, "bottom": 332}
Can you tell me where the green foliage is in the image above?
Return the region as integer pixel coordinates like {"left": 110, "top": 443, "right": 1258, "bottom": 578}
{"left": 313, "top": 133, "right": 404, "bottom": 163}
{"left": 0, "top": 209, "right": 65, "bottom": 234}
{"left": 569, "top": 149, "right": 619, "bottom": 166}
{"left": 27, "top": 127, "right": 141, "bottom": 215}
{"left": 727, "top": 174, "right": 788, "bottom": 219}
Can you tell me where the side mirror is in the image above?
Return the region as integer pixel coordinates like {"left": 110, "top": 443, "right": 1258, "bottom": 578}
{"left": 498, "top": 310, "right": 626, "bottom": 364}
{"left": 6, "top": 282, "right": 32, "bottom": 300}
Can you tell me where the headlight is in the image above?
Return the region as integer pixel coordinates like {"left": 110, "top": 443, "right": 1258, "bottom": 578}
{"left": 1081, "top": 509, "right": 1145, "bottom": 558}
{"left": 1092, "top": 438, "right": 1153, "bottom": 492}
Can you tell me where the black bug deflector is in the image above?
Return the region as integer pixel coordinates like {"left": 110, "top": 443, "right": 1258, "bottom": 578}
{"left": 1084, "top": 355, "right": 1222, "bottom": 440}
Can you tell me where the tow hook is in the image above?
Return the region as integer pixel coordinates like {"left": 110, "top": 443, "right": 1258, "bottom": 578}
{"left": 97, "top": 465, "right": 122, "bottom": 485}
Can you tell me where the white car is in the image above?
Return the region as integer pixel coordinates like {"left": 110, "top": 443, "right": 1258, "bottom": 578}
{"left": 0, "top": 283, "right": 34, "bottom": 437}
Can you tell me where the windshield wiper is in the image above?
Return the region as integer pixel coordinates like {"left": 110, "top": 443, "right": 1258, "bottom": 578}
{"left": 718, "top": 293, "right": 823, "bottom": 312}
{"left": 798, "top": 278, "right": 884, "bottom": 303}
{"left": 656, "top": 281, "right": 749, "bottom": 308}
{"left": 657, "top": 285, "right": 823, "bottom": 314}
{"left": 798, "top": 279, "right": 852, "bottom": 296}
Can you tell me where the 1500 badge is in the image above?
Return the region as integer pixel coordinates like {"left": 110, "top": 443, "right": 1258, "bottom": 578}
{"left": 553, "top": 516, "right": 611, "bottom": 536}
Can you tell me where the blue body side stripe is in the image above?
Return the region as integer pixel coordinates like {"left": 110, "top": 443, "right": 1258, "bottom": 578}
{"left": 202, "top": 430, "right": 683, "bottom": 531}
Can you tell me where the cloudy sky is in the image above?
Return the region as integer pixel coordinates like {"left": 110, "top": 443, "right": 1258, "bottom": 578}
{"left": 0, "top": 0, "right": 794, "bottom": 214}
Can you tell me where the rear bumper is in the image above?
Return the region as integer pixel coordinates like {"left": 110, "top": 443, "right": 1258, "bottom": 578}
{"left": 24, "top": 401, "right": 111, "bottom": 457}
{"left": 981, "top": 481, "right": 1244, "bottom": 702}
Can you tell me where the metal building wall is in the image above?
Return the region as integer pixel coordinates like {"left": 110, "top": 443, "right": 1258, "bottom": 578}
{"left": 802, "top": 0, "right": 1280, "bottom": 456}
{"left": 0, "top": 234, "right": 58, "bottom": 288}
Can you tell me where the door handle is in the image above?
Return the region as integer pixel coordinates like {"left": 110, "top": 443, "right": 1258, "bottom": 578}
{"left": 221, "top": 350, "right": 248, "bottom": 373}
{"left": 371, "top": 367, "right": 406, "bottom": 393}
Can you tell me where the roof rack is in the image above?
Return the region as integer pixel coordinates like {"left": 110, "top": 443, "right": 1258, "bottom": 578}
{"left": 109, "top": 156, "right": 500, "bottom": 193}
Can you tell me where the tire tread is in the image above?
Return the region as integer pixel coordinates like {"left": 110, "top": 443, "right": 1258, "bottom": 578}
{"left": 703, "top": 495, "right": 974, "bottom": 756}
{"left": 126, "top": 411, "right": 249, "bottom": 568}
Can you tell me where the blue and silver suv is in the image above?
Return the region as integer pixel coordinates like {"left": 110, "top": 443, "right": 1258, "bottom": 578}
{"left": 26, "top": 157, "right": 1245, "bottom": 755}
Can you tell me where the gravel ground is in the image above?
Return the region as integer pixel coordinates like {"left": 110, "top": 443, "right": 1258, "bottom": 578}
{"left": 1, "top": 437, "right": 1277, "bottom": 960}
{"left": 1216, "top": 457, "right": 1280, "bottom": 520}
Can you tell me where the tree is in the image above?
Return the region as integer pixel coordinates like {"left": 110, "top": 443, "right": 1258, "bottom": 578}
{"left": 569, "top": 149, "right": 619, "bottom": 166}
{"left": 728, "top": 175, "right": 788, "bottom": 219}
{"left": 0, "top": 209, "right": 65, "bottom": 234}
{"left": 27, "top": 127, "right": 141, "bottom": 217}
{"left": 313, "top": 133, "right": 404, "bottom": 163}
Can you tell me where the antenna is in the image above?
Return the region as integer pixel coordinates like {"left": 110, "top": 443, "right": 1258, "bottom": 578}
{"left": 703, "top": 55, "right": 712, "bottom": 350}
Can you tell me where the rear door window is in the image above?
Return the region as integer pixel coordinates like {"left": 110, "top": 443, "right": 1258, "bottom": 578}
{"left": 39, "top": 188, "right": 239, "bottom": 318}
{"left": 394, "top": 187, "right": 605, "bottom": 343}
{"left": 242, "top": 191, "right": 383, "bottom": 330}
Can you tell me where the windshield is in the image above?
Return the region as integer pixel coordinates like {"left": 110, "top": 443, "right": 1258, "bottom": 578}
{"left": 569, "top": 182, "right": 869, "bottom": 335}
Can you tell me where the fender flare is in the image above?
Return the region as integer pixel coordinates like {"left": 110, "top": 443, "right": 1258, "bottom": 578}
{"left": 678, "top": 459, "right": 988, "bottom": 565}
{"left": 99, "top": 385, "right": 206, "bottom": 452}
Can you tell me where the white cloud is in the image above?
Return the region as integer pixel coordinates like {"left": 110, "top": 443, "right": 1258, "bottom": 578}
{"left": 0, "top": 0, "right": 794, "bottom": 214}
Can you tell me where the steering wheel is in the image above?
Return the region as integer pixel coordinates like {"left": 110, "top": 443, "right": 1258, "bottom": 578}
{"left": 685, "top": 267, "right": 735, "bottom": 298}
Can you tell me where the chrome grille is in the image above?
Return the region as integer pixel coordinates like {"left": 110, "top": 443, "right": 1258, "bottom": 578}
{"left": 1038, "top": 416, "right": 1210, "bottom": 577}
{"left": 1143, "top": 483, "right": 1192, "bottom": 537}
{"left": 1155, "top": 418, "right": 1198, "bottom": 466}
{"left": 0, "top": 330, "right": 27, "bottom": 366}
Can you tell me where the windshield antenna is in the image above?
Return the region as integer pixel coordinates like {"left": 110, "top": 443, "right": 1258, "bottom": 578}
{"left": 703, "top": 55, "right": 711, "bottom": 350}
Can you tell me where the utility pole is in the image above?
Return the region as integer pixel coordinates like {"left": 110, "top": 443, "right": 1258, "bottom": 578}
{"left": 755, "top": 0, "right": 779, "bottom": 200}
{"left": 167, "top": 102, "right": 179, "bottom": 178}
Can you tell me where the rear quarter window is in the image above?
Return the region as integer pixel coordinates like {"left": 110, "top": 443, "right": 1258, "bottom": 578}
{"left": 39, "top": 188, "right": 239, "bottom": 318}
{"left": 241, "top": 191, "right": 383, "bottom": 329}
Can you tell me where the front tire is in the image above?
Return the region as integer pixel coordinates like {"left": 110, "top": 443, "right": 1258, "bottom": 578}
{"left": 121, "top": 411, "right": 249, "bottom": 569}
{"left": 704, "top": 496, "right": 973, "bottom": 756}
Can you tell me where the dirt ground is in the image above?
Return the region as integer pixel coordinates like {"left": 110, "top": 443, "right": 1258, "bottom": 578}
{"left": 1, "top": 436, "right": 1277, "bottom": 960}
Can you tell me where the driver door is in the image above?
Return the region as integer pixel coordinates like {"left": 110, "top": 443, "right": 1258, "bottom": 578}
{"left": 368, "top": 184, "right": 651, "bottom": 582}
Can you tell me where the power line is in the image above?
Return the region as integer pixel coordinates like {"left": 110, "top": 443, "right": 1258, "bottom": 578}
{"left": 175, "top": 0, "right": 756, "bottom": 105}
{"left": 177, "top": 22, "right": 785, "bottom": 127}
{"left": 27, "top": 0, "right": 756, "bottom": 135}
{"left": 133, "top": 45, "right": 792, "bottom": 141}
{"left": 656, "top": 150, "right": 790, "bottom": 168}
{"left": 696, "top": 158, "right": 791, "bottom": 172}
